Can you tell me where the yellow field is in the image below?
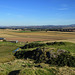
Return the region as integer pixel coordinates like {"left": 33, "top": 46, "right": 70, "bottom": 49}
{"left": 0, "top": 29, "right": 75, "bottom": 43}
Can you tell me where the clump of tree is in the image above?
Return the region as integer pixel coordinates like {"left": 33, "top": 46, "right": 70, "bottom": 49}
{"left": 47, "top": 52, "right": 75, "bottom": 67}
{"left": 57, "top": 52, "right": 75, "bottom": 67}
{"left": 20, "top": 42, "right": 65, "bottom": 49}
{"left": 14, "top": 48, "right": 75, "bottom": 67}
{"left": 44, "top": 28, "right": 75, "bottom": 32}
{"left": 20, "top": 42, "right": 46, "bottom": 49}
{"left": 14, "top": 48, "right": 46, "bottom": 61}
{"left": 46, "top": 41, "right": 65, "bottom": 46}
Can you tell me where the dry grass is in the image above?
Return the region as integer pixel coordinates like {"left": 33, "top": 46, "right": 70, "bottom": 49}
{"left": 0, "top": 59, "right": 75, "bottom": 75}
{"left": 0, "top": 29, "right": 75, "bottom": 43}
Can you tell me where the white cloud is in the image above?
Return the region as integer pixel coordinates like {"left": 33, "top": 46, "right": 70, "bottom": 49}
{"left": 58, "top": 8, "right": 68, "bottom": 10}
{"left": 61, "top": 4, "right": 68, "bottom": 7}
{"left": 58, "top": 4, "right": 69, "bottom": 11}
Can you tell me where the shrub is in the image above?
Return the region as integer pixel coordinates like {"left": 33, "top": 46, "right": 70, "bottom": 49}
{"left": 14, "top": 47, "right": 75, "bottom": 67}
{"left": 46, "top": 42, "right": 65, "bottom": 46}
{"left": 56, "top": 52, "right": 75, "bottom": 67}
{"left": 47, "top": 52, "right": 75, "bottom": 67}
{"left": 20, "top": 42, "right": 65, "bottom": 49}
{"left": 20, "top": 43, "right": 46, "bottom": 49}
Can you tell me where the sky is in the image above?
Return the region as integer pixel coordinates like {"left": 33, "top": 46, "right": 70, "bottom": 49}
{"left": 0, "top": 0, "right": 75, "bottom": 26}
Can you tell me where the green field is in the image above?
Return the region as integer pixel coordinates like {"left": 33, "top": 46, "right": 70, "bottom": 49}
{"left": 0, "top": 42, "right": 24, "bottom": 63}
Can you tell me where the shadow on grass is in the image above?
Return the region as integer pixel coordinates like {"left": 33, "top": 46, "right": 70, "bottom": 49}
{"left": 8, "top": 70, "right": 20, "bottom": 75}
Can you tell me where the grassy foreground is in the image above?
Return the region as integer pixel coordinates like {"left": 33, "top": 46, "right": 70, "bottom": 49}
{"left": 0, "top": 41, "right": 75, "bottom": 75}
{"left": 0, "top": 59, "right": 75, "bottom": 75}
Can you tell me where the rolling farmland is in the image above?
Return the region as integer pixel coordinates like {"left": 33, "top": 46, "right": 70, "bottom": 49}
{"left": 0, "top": 29, "right": 75, "bottom": 75}
{"left": 0, "top": 29, "right": 75, "bottom": 43}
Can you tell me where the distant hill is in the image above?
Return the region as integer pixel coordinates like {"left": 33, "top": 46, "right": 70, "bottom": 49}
{"left": 0, "top": 24, "right": 75, "bottom": 29}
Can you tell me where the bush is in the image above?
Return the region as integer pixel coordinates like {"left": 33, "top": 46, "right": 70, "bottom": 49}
{"left": 56, "top": 52, "right": 75, "bottom": 67}
{"left": 47, "top": 52, "right": 75, "bottom": 67}
{"left": 46, "top": 42, "right": 65, "bottom": 46}
{"left": 20, "top": 42, "right": 65, "bottom": 49}
{"left": 20, "top": 43, "right": 46, "bottom": 49}
{"left": 14, "top": 47, "right": 75, "bottom": 67}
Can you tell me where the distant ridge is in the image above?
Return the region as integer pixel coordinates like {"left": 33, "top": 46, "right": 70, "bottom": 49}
{"left": 0, "top": 24, "right": 75, "bottom": 29}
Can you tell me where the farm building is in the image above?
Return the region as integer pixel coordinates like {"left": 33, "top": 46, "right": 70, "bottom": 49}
{"left": 7, "top": 40, "right": 18, "bottom": 43}
{"left": 0, "top": 38, "right": 6, "bottom": 41}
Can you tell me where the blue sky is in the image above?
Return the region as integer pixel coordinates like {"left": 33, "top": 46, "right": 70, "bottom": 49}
{"left": 0, "top": 0, "right": 75, "bottom": 26}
